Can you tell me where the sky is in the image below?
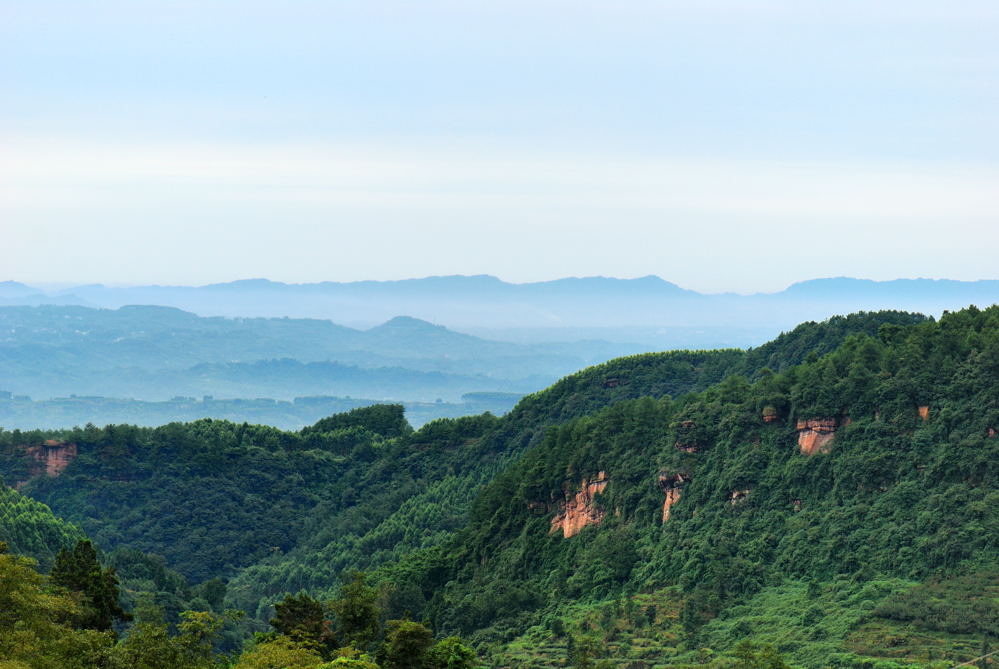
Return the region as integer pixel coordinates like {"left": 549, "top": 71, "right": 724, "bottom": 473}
{"left": 2, "top": 0, "right": 998, "bottom": 293}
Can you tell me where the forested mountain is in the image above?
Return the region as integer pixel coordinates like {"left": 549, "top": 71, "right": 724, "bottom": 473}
{"left": 1, "top": 308, "right": 997, "bottom": 668}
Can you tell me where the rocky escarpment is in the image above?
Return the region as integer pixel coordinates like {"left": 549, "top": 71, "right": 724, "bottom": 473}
{"left": 796, "top": 417, "right": 847, "bottom": 455}
{"left": 16, "top": 440, "right": 78, "bottom": 487}
{"left": 658, "top": 470, "right": 690, "bottom": 523}
{"left": 550, "top": 471, "right": 608, "bottom": 538}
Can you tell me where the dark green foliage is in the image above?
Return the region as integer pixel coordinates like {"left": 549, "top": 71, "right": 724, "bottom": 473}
{"left": 426, "top": 636, "right": 478, "bottom": 669}
{"left": 1, "top": 418, "right": 393, "bottom": 581}
{"left": 303, "top": 404, "right": 413, "bottom": 439}
{"left": 389, "top": 307, "right": 999, "bottom": 650}
{"left": 330, "top": 572, "right": 383, "bottom": 651}
{"left": 270, "top": 592, "right": 335, "bottom": 652}
{"left": 50, "top": 539, "right": 130, "bottom": 632}
{"left": 738, "top": 311, "right": 927, "bottom": 378}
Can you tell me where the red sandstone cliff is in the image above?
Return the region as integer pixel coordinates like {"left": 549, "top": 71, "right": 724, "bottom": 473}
{"left": 796, "top": 418, "right": 841, "bottom": 455}
{"left": 658, "top": 470, "right": 690, "bottom": 523}
{"left": 550, "top": 471, "right": 609, "bottom": 538}
{"left": 16, "top": 441, "right": 78, "bottom": 487}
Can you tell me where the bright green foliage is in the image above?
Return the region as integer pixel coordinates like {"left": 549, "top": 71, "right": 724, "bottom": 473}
{"left": 379, "top": 620, "right": 434, "bottom": 669}
{"left": 425, "top": 637, "right": 478, "bottom": 669}
{"left": 50, "top": 540, "right": 129, "bottom": 633}
{"left": 0, "top": 484, "right": 84, "bottom": 569}
{"left": 109, "top": 610, "right": 228, "bottom": 669}
{"left": 319, "top": 654, "right": 381, "bottom": 669}
{"left": 0, "top": 544, "right": 114, "bottom": 668}
{"left": 232, "top": 636, "right": 323, "bottom": 669}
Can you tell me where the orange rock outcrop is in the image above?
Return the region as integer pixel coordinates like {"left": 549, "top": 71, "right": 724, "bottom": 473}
{"left": 18, "top": 441, "right": 78, "bottom": 485}
{"left": 729, "top": 489, "right": 750, "bottom": 505}
{"left": 550, "top": 471, "right": 608, "bottom": 538}
{"left": 658, "top": 471, "right": 689, "bottom": 523}
{"left": 796, "top": 418, "right": 839, "bottom": 455}
{"left": 918, "top": 405, "right": 930, "bottom": 421}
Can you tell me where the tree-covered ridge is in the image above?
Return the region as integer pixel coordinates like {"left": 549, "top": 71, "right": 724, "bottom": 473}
{"left": 0, "top": 409, "right": 430, "bottom": 581}
{"left": 386, "top": 306, "right": 999, "bottom": 664}
{"left": 0, "top": 311, "right": 929, "bottom": 637}
{"left": 225, "top": 314, "right": 917, "bottom": 620}
{"left": 0, "top": 482, "right": 84, "bottom": 569}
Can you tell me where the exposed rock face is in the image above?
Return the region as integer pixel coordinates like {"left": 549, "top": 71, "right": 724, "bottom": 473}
{"left": 550, "top": 471, "right": 608, "bottom": 538}
{"left": 796, "top": 418, "right": 839, "bottom": 455}
{"left": 658, "top": 470, "right": 690, "bottom": 523}
{"left": 762, "top": 406, "right": 780, "bottom": 424}
{"left": 918, "top": 405, "right": 930, "bottom": 421}
{"left": 20, "top": 441, "right": 78, "bottom": 483}
{"left": 989, "top": 427, "right": 997, "bottom": 439}
{"left": 729, "top": 489, "right": 751, "bottom": 505}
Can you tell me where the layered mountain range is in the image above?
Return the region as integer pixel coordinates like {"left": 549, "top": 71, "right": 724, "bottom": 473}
{"left": 4, "top": 275, "right": 998, "bottom": 337}
{"left": 0, "top": 305, "right": 641, "bottom": 407}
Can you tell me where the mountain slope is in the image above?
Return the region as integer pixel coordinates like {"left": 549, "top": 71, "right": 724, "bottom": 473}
{"left": 391, "top": 306, "right": 999, "bottom": 667}
{"left": 4, "top": 307, "right": 989, "bottom": 667}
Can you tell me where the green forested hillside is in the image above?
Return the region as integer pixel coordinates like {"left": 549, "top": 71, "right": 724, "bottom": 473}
{"left": 0, "top": 483, "right": 84, "bottom": 569}
{"left": 2, "top": 308, "right": 994, "bottom": 668}
{"left": 393, "top": 306, "right": 998, "bottom": 666}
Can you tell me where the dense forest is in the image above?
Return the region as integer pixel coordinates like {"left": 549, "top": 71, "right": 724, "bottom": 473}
{"left": 1, "top": 309, "right": 997, "bottom": 668}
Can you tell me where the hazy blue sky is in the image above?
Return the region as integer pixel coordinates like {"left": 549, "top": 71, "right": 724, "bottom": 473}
{"left": 3, "top": 1, "right": 997, "bottom": 292}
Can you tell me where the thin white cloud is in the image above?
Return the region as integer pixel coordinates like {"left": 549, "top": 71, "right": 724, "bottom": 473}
{"left": 3, "top": 138, "right": 997, "bottom": 220}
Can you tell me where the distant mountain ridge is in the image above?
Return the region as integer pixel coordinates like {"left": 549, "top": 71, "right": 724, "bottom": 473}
{"left": 0, "top": 304, "right": 644, "bottom": 403}
{"left": 4, "top": 275, "right": 996, "bottom": 334}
